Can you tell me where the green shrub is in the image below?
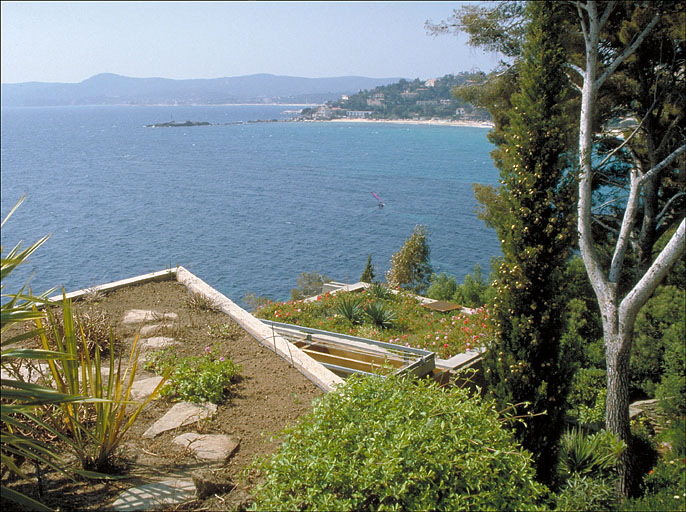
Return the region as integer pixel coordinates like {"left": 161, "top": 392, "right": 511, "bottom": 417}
{"left": 335, "top": 295, "right": 364, "bottom": 325}
{"left": 566, "top": 367, "right": 607, "bottom": 428}
{"left": 364, "top": 301, "right": 397, "bottom": 329}
{"left": 554, "top": 473, "right": 617, "bottom": 511}
{"left": 251, "top": 374, "right": 547, "bottom": 511}
{"left": 291, "top": 271, "right": 331, "bottom": 301}
{"left": 427, "top": 272, "right": 457, "bottom": 301}
{"left": 145, "top": 346, "right": 240, "bottom": 404}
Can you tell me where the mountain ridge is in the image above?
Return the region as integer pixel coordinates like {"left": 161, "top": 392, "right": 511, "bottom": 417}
{"left": 1, "top": 72, "right": 406, "bottom": 107}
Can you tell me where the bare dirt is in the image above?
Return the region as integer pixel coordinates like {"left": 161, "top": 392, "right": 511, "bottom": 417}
{"left": 3, "top": 280, "right": 324, "bottom": 511}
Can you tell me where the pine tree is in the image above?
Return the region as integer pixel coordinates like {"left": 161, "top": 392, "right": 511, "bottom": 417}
{"left": 360, "top": 254, "right": 375, "bottom": 283}
{"left": 480, "top": 0, "right": 576, "bottom": 481}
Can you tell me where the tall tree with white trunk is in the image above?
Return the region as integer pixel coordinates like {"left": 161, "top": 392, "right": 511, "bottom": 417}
{"left": 572, "top": 0, "right": 685, "bottom": 495}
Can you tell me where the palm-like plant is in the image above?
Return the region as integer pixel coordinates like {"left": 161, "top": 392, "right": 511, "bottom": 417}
{"left": 335, "top": 295, "right": 364, "bottom": 325}
{"left": 364, "top": 301, "right": 397, "bottom": 329}
{"left": 1, "top": 196, "right": 89, "bottom": 510}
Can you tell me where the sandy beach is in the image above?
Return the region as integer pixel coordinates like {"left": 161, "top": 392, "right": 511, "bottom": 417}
{"left": 315, "top": 118, "right": 495, "bottom": 129}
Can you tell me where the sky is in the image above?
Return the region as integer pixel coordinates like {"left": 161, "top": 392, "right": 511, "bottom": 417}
{"left": 1, "top": 1, "right": 500, "bottom": 84}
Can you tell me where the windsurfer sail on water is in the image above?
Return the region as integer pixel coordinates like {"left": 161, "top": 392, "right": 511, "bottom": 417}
{"left": 372, "top": 192, "right": 385, "bottom": 208}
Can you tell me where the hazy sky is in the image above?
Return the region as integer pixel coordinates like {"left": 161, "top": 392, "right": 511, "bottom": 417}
{"left": 1, "top": 1, "right": 500, "bottom": 84}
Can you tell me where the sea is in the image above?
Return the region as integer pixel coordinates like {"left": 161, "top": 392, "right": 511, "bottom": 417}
{"left": 1, "top": 105, "right": 501, "bottom": 306}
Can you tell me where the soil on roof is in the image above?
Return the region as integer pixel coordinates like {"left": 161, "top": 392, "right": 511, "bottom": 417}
{"left": 2, "top": 279, "right": 324, "bottom": 511}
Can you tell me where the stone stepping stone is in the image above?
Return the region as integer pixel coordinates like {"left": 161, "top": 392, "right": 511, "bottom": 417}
{"left": 173, "top": 433, "right": 240, "bottom": 462}
{"left": 111, "top": 478, "right": 195, "bottom": 511}
{"left": 123, "top": 309, "right": 178, "bottom": 324}
{"left": 130, "top": 376, "right": 165, "bottom": 401}
{"left": 139, "top": 323, "right": 175, "bottom": 337}
{"left": 143, "top": 402, "right": 217, "bottom": 439}
{"left": 140, "top": 336, "right": 178, "bottom": 350}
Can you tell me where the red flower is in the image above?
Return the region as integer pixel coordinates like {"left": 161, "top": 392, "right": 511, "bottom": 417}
{"left": 444, "top": 343, "right": 448, "bottom": 348}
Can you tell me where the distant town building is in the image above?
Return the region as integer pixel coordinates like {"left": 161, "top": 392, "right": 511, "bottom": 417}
{"left": 314, "top": 105, "right": 332, "bottom": 119}
{"left": 346, "top": 110, "right": 373, "bottom": 118}
{"left": 440, "top": 99, "right": 452, "bottom": 105}
{"left": 424, "top": 78, "right": 438, "bottom": 87}
{"left": 416, "top": 100, "right": 438, "bottom": 106}
{"left": 401, "top": 90, "right": 418, "bottom": 98}
{"left": 341, "top": 95, "right": 349, "bottom": 101}
{"left": 455, "top": 107, "right": 466, "bottom": 116}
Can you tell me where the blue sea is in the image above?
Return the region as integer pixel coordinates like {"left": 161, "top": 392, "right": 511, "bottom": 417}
{"left": 1, "top": 105, "right": 501, "bottom": 306}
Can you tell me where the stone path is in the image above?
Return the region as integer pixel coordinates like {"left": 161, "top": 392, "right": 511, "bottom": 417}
{"left": 112, "top": 308, "right": 239, "bottom": 511}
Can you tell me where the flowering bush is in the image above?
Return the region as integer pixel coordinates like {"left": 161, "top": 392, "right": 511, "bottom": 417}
{"left": 255, "top": 287, "right": 494, "bottom": 358}
{"left": 144, "top": 345, "right": 241, "bottom": 404}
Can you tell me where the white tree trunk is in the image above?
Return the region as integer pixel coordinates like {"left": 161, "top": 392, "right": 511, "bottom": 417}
{"left": 574, "top": 0, "right": 684, "bottom": 497}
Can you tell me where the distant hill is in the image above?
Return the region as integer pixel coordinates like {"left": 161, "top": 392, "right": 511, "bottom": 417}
{"left": 0, "top": 73, "right": 405, "bottom": 107}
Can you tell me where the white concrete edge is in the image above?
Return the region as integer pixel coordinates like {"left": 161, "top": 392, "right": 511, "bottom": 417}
{"left": 175, "top": 267, "right": 344, "bottom": 393}
{"left": 47, "top": 268, "right": 178, "bottom": 303}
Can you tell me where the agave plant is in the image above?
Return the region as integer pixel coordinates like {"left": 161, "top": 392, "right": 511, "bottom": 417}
{"left": 364, "top": 301, "right": 397, "bottom": 329}
{"left": 334, "top": 295, "right": 365, "bottom": 325}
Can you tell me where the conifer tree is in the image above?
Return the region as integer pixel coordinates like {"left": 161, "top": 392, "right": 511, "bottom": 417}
{"left": 480, "top": 0, "right": 576, "bottom": 481}
{"left": 360, "top": 254, "right": 375, "bottom": 283}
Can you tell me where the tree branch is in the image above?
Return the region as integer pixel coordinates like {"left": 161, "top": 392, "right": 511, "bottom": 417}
{"left": 656, "top": 192, "right": 686, "bottom": 230}
{"left": 594, "top": 97, "right": 658, "bottom": 171}
{"left": 596, "top": 12, "right": 660, "bottom": 89}
{"left": 620, "top": 218, "right": 686, "bottom": 329}
{"left": 598, "top": 0, "right": 616, "bottom": 31}
{"left": 638, "top": 144, "right": 686, "bottom": 186}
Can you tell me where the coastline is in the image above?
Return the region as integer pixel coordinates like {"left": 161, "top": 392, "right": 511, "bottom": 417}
{"left": 311, "top": 118, "right": 494, "bottom": 129}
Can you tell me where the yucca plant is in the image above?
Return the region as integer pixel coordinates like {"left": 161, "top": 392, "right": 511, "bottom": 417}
{"left": 36, "top": 296, "right": 169, "bottom": 471}
{"left": 1, "top": 196, "right": 97, "bottom": 510}
{"left": 364, "top": 301, "right": 397, "bottom": 329}
{"left": 367, "top": 281, "right": 394, "bottom": 301}
{"left": 557, "top": 427, "right": 626, "bottom": 480}
{"left": 334, "top": 295, "right": 364, "bottom": 325}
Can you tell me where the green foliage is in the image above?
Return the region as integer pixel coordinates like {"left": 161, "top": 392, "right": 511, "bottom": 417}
{"left": 291, "top": 270, "right": 331, "bottom": 301}
{"left": 481, "top": 1, "right": 577, "bottom": 480}
{"left": 554, "top": 473, "right": 617, "bottom": 512}
{"left": 623, "top": 446, "right": 686, "bottom": 511}
{"left": 360, "top": 254, "right": 375, "bottom": 283}
{"left": 242, "top": 292, "right": 273, "bottom": 312}
{"left": 453, "top": 263, "right": 493, "bottom": 307}
{"left": 366, "top": 281, "right": 394, "bottom": 301}
{"left": 557, "top": 428, "right": 625, "bottom": 480}
{"left": 1, "top": 198, "right": 85, "bottom": 510}
{"left": 255, "top": 289, "right": 494, "bottom": 359}
{"left": 553, "top": 429, "right": 625, "bottom": 511}
{"left": 385, "top": 225, "right": 432, "bottom": 294}
{"left": 334, "top": 295, "right": 364, "bottom": 325}
{"left": 251, "top": 374, "right": 547, "bottom": 511}
{"left": 566, "top": 367, "right": 607, "bottom": 429}
{"left": 331, "top": 73, "right": 491, "bottom": 121}
{"left": 631, "top": 285, "right": 685, "bottom": 399}
{"left": 363, "top": 301, "right": 397, "bottom": 329}
{"left": 427, "top": 265, "right": 494, "bottom": 308}
{"left": 35, "top": 297, "right": 168, "bottom": 472}
{"left": 144, "top": 345, "right": 240, "bottom": 404}
{"left": 427, "top": 272, "right": 457, "bottom": 301}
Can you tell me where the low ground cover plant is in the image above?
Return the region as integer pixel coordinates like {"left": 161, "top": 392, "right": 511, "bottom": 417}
{"left": 250, "top": 373, "right": 546, "bottom": 511}
{"left": 255, "top": 286, "right": 493, "bottom": 358}
{"left": 144, "top": 345, "right": 241, "bottom": 404}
